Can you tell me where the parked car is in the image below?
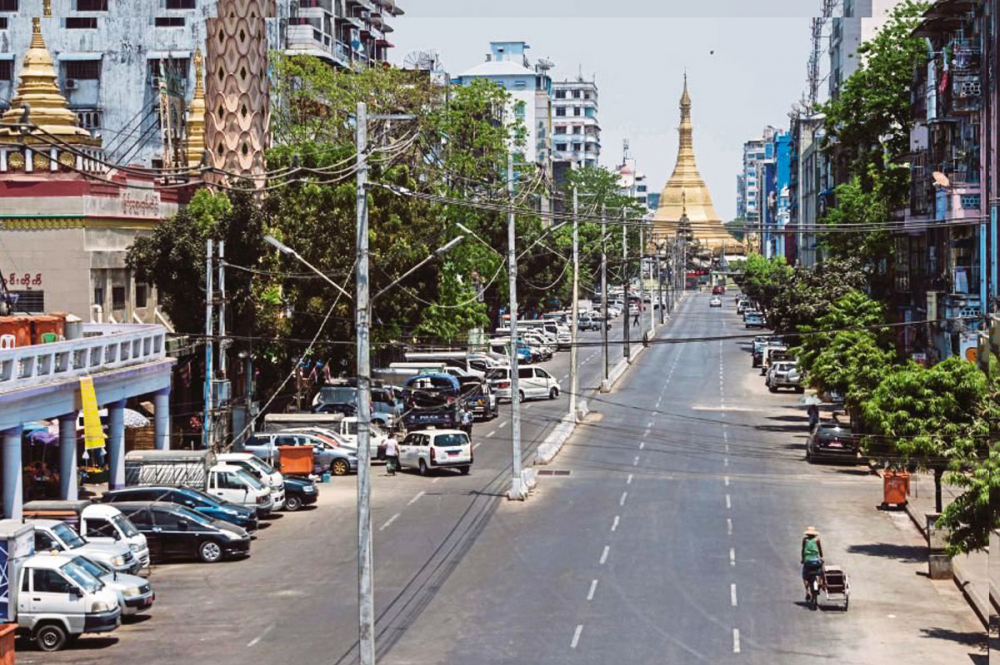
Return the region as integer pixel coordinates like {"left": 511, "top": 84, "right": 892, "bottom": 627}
{"left": 110, "top": 501, "right": 251, "bottom": 563}
{"left": 280, "top": 475, "right": 319, "bottom": 512}
{"left": 745, "top": 312, "right": 765, "bottom": 329}
{"left": 402, "top": 373, "right": 470, "bottom": 432}
{"left": 70, "top": 555, "right": 153, "bottom": 618}
{"left": 806, "top": 424, "right": 860, "bottom": 464}
{"left": 486, "top": 365, "right": 560, "bottom": 402}
{"left": 245, "top": 431, "right": 358, "bottom": 476}
{"left": 217, "top": 452, "right": 286, "bottom": 511}
{"left": 29, "top": 519, "right": 140, "bottom": 575}
{"left": 458, "top": 376, "right": 498, "bottom": 421}
{"left": 709, "top": 296, "right": 722, "bottom": 307}
{"left": 760, "top": 345, "right": 789, "bottom": 376}
{"left": 397, "top": 429, "right": 473, "bottom": 476}
{"left": 22, "top": 500, "right": 150, "bottom": 569}
{"left": 767, "top": 360, "right": 804, "bottom": 393}
{"left": 102, "top": 486, "right": 259, "bottom": 533}
{"left": 751, "top": 336, "right": 770, "bottom": 367}
{"left": 737, "top": 300, "right": 748, "bottom": 315}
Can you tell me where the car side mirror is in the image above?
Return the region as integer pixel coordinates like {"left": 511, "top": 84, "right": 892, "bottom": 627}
{"left": 69, "top": 586, "right": 83, "bottom": 598}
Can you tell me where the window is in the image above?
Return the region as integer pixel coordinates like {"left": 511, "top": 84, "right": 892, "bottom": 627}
{"left": 166, "top": 0, "right": 196, "bottom": 7}
{"left": 152, "top": 510, "right": 183, "bottom": 529}
{"left": 155, "top": 16, "right": 185, "bottom": 27}
{"left": 555, "top": 125, "right": 566, "bottom": 134}
{"left": 555, "top": 90, "right": 566, "bottom": 99}
{"left": 66, "top": 17, "right": 98, "bottom": 28}
{"left": 33, "top": 569, "right": 74, "bottom": 594}
{"left": 0, "top": 18, "right": 7, "bottom": 29}
{"left": 135, "top": 283, "right": 148, "bottom": 308}
{"left": 34, "top": 532, "right": 58, "bottom": 551}
{"left": 518, "top": 367, "right": 533, "bottom": 379}
{"left": 572, "top": 126, "right": 581, "bottom": 134}
{"left": 555, "top": 107, "right": 566, "bottom": 117}
{"left": 573, "top": 107, "right": 581, "bottom": 116}
{"left": 112, "top": 285, "right": 126, "bottom": 310}
{"left": 555, "top": 143, "right": 566, "bottom": 151}
{"left": 0, "top": 0, "right": 16, "bottom": 10}
{"left": 85, "top": 518, "right": 118, "bottom": 539}
{"left": 64, "top": 60, "right": 100, "bottom": 80}
{"left": 76, "top": 0, "right": 107, "bottom": 9}
{"left": 0, "top": 61, "right": 9, "bottom": 81}
{"left": 125, "top": 508, "right": 152, "bottom": 527}
{"left": 93, "top": 286, "right": 104, "bottom": 306}
{"left": 573, "top": 90, "right": 581, "bottom": 98}
{"left": 572, "top": 143, "right": 582, "bottom": 151}
{"left": 9, "top": 290, "right": 43, "bottom": 312}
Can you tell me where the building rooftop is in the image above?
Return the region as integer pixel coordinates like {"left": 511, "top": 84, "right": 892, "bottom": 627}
{"left": 458, "top": 59, "right": 536, "bottom": 78}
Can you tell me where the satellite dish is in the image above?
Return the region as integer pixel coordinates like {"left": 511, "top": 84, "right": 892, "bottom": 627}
{"left": 536, "top": 58, "right": 555, "bottom": 71}
{"left": 932, "top": 171, "right": 951, "bottom": 188}
{"left": 403, "top": 50, "right": 441, "bottom": 72}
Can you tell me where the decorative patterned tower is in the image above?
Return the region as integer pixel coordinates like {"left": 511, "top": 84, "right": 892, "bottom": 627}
{"left": 204, "top": 0, "right": 273, "bottom": 177}
{"left": 653, "top": 75, "right": 730, "bottom": 247}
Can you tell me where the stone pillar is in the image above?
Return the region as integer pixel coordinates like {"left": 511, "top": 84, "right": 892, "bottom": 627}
{"left": 59, "top": 414, "right": 78, "bottom": 501}
{"left": 154, "top": 387, "right": 171, "bottom": 450}
{"left": 107, "top": 400, "right": 126, "bottom": 490}
{"left": 2, "top": 425, "right": 23, "bottom": 520}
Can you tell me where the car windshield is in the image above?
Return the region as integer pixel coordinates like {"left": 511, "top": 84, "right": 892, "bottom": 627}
{"left": 111, "top": 513, "right": 140, "bottom": 538}
{"left": 486, "top": 368, "right": 509, "bottom": 380}
{"left": 235, "top": 468, "right": 266, "bottom": 491}
{"left": 72, "top": 555, "right": 110, "bottom": 578}
{"left": 52, "top": 522, "right": 86, "bottom": 549}
{"left": 243, "top": 456, "right": 276, "bottom": 476}
{"left": 61, "top": 560, "right": 103, "bottom": 593}
{"left": 433, "top": 433, "right": 470, "bottom": 448}
{"left": 318, "top": 386, "right": 356, "bottom": 405}
{"left": 175, "top": 506, "right": 216, "bottom": 527}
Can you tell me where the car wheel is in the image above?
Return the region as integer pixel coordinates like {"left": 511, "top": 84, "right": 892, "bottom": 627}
{"left": 796, "top": 387, "right": 805, "bottom": 394}
{"left": 549, "top": 387, "right": 559, "bottom": 400}
{"left": 331, "top": 458, "right": 350, "bottom": 476}
{"left": 419, "top": 459, "right": 429, "bottom": 476}
{"left": 198, "top": 539, "right": 224, "bottom": 563}
{"left": 806, "top": 450, "right": 814, "bottom": 464}
{"left": 518, "top": 390, "right": 526, "bottom": 402}
{"left": 35, "top": 623, "right": 68, "bottom": 652}
{"left": 460, "top": 465, "right": 471, "bottom": 475}
{"left": 284, "top": 495, "right": 303, "bottom": 512}
{"left": 768, "top": 384, "right": 777, "bottom": 393}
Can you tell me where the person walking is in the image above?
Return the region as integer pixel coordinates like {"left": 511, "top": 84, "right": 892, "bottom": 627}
{"left": 384, "top": 434, "right": 399, "bottom": 476}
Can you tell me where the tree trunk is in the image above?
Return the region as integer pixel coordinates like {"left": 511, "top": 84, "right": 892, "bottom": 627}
{"left": 933, "top": 467, "right": 944, "bottom": 514}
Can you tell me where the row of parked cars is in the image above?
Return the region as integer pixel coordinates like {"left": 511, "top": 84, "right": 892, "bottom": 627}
{"left": 6, "top": 448, "right": 321, "bottom": 651}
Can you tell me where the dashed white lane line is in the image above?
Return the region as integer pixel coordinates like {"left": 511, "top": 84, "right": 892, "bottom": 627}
{"left": 473, "top": 442, "right": 482, "bottom": 450}
{"left": 379, "top": 513, "right": 400, "bottom": 532}
{"left": 646, "top": 421, "right": 653, "bottom": 428}
{"left": 432, "top": 477, "right": 441, "bottom": 484}
{"left": 562, "top": 374, "right": 569, "bottom": 381}
{"left": 407, "top": 491, "right": 425, "bottom": 506}
{"left": 571, "top": 625, "right": 584, "bottom": 649}
{"left": 587, "top": 579, "right": 598, "bottom": 601}
{"left": 626, "top": 473, "right": 633, "bottom": 485}
{"left": 599, "top": 545, "right": 610, "bottom": 565}
{"left": 486, "top": 429, "right": 496, "bottom": 438}
{"left": 727, "top": 518, "right": 733, "bottom": 535}
{"left": 724, "top": 476, "right": 730, "bottom": 487}
{"left": 642, "top": 428, "right": 651, "bottom": 438}
{"left": 731, "top": 584, "right": 738, "bottom": 607}
{"left": 733, "top": 629, "right": 741, "bottom": 653}
{"left": 726, "top": 494, "right": 732, "bottom": 509}
{"left": 498, "top": 420, "right": 508, "bottom": 428}
{"left": 730, "top": 548, "right": 736, "bottom": 566}
{"left": 619, "top": 491, "right": 628, "bottom": 506}
{"left": 247, "top": 622, "right": 276, "bottom": 647}
{"left": 633, "top": 455, "right": 640, "bottom": 466}
{"left": 639, "top": 441, "right": 645, "bottom": 450}
{"left": 611, "top": 515, "right": 620, "bottom": 532}
{"left": 724, "top": 458, "right": 729, "bottom": 467}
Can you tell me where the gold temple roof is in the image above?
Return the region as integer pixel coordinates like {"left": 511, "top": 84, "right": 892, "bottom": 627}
{"left": 652, "top": 75, "right": 729, "bottom": 247}
{"left": 0, "top": 18, "right": 99, "bottom": 146}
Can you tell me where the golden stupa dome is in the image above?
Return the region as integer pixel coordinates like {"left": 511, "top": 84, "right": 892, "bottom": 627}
{"left": 0, "top": 18, "right": 99, "bottom": 146}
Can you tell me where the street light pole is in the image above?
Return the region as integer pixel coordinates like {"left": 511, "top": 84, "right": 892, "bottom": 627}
{"left": 600, "top": 204, "right": 609, "bottom": 390}
{"left": 658, "top": 240, "right": 665, "bottom": 325}
{"left": 355, "top": 101, "right": 375, "bottom": 665}
{"left": 569, "top": 187, "right": 580, "bottom": 419}
{"left": 622, "top": 210, "right": 630, "bottom": 360}
{"left": 507, "top": 152, "right": 525, "bottom": 501}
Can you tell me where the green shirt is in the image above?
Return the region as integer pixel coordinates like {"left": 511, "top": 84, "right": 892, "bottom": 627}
{"left": 802, "top": 537, "right": 821, "bottom": 562}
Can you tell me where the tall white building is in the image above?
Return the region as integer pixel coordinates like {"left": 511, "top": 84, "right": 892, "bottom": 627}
{"left": 829, "top": 0, "right": 907, "bottom": 99}
{"left": 552, "top": 76, "right": 600, "bottom": 182}
{"left": 738, "top": 128, "right": 776, "bottom": 224}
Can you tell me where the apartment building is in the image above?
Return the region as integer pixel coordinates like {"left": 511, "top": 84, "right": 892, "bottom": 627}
{"left": 552, "top": 76, "right": 600, "bottom": 182}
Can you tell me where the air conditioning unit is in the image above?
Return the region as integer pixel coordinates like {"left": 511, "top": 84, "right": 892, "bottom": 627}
{"left": 150, "top": 76, "right": 161, "bottom": 89}
{"left": 64, "top": 79, "right": 78, "bottom": 90}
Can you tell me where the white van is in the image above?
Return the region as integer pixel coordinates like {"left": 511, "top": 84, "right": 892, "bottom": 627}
{"left": 23, "top": 501, "right": 150, "bottom": 569}
{"left": 398, "top": 429, "right": 473, "bottom": 476}
{"left": 217, "top": 453, "right": 286, "bottom": 511}
{"left": 206, "top": 464, "right": 274, "bottom": 516}
{"left": 486, "top": 365, "right": 561, "bottom": 402}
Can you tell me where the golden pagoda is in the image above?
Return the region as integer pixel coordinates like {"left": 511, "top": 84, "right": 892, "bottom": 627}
{"left": 652, "top": 75, "right": 730, "bottom": 248}
{"left": 0, "top": 18, "right": 99, "bottom": 149}
{"left": 186, "top": 47, "right": 207, "bottom": 169}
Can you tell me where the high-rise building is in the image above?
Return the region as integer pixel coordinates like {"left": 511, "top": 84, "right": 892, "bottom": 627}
{"left": 617, "top": 157, "right": 648, "bottom": 209}
{"left": 829, "top": 0, "right": 907, "bottom": 100}
{"left": 738, "top": 127, "right": 776, "bottom": 227}
{"left": 552, "top": 76, "right": 600, "bottom": 182}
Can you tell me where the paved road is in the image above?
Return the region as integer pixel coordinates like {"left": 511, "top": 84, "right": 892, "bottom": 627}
{"left": 22, "top": 314, "right": 650, "bottom": 663}
{"left": 380, "top": 292, "right": 986, "bottom": 665}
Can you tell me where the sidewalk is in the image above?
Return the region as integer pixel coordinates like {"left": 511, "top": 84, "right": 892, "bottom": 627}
{"left": 901, "top": 472, "right": 992, "bottom": 630}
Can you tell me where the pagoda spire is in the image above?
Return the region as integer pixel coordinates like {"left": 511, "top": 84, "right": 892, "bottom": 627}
{"left": 186, "top": 47, "right": 207, "bottom": 168}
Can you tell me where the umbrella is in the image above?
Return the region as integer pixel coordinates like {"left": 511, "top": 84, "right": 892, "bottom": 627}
{"left": 798, "top": 395, "right": 822, "bottom": 406}
{"left": 94, "top": 408, "right": 150, "bottom": 428}
{"left": 27, "top": 430, "right": 58, "bottom": 445}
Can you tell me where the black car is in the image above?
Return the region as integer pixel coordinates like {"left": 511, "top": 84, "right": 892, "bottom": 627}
{"left": 102, "top": 486, "right": 258, "bottom": 533}
{"left": 806, "top": 424, "right": 860, "bottom": 464}
{"left": 110, "top": 501, "right": 251, "bottom": 563}
{"left": 281, "top": 476, "right": 319, "bottom": 512}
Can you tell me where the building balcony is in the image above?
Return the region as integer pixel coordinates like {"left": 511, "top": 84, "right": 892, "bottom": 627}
{"left": 285, "top": 25, "right": 350, "bottom": 67}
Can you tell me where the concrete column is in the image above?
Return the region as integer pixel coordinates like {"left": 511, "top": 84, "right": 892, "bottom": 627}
{"left": 59, "top": 414, "right": 78, "bottom": 501}
{"left": 3, "top": 426, "right": 23, "bottom": 520}
{"left": 154, "top": 387, "right": 171, "bottom": 450}
{"left": 107, "top": 400, "right": 126, "bottom": 490}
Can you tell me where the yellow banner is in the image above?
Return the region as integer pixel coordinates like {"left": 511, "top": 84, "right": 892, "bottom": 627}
{"left": 80, "top": 377, "right": 106, "bottom": 450}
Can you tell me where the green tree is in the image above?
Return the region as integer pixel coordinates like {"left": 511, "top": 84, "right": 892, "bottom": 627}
{"left": 808, "top": 330, "right": 895, "bottom": 421}
{"left": 766, "top": 256, "right": 867, "bottom": 336}
{"left": 737, "top": 253, "right": 793, "bottom": 317}
{"left": 863, "top": 357, "right": 990, "bottom": 513}
{"left": 794, "top": 290, "right": 892, "bottom": 376}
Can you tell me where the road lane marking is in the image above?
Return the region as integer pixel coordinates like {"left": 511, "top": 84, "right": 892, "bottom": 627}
{"left": 633, "top": 455, "right": 640, "bottom": 466}
{"left": 619, "top": 491, "right": 628, "bottom": 506}
{"left": 731, "top": 584, "right": 738, "bottom": 606}
{"left": 562, "top": 374, "right": 569, "bottom": 380}
{"left": 407, "top": 491, "right": 425, "bottom": 506}
{"left": 639, "top": 441, "right": 645, "bottom": 450}
{"left": 646, "top": 421, "right": 653, "bottom": 428}
{"left": 247, "top": 622, "right": 276, "bottom": 647}
{"left": 727, "top": 518, "right": 733, "bottom": 535}
{"left": 730, "top": 548, "right": 736, "bottom": 566}
{"left": 432, "top": 477, "right": 441, "bottom": 484}
{"left": 733, "top": 629, "right": 741, "bottom": 653}
{"left": 611, "top": 515, "right": 620, "bottom": 532}
{"left": 587, "top": 580, "right": 598, "bottom": 601}
{"left": 724, "top": 476, "right": 730, "bottom": 487}
{"left": 724, "top": 458, "right": 729, "bottom": 467}
{"left": 486, "top": 429, "right": 497, "bottom": 438}
{"left": 642, "top": 428, "right": 650, "bottom": 438}
{"left": 379, "top": 513, "right": 400, "bottom": 531}
{"left": 571, "top": 625, "right": 583, "bottom": 649}
{"left": 626, "top": 473, "right": 633, "bottom": 485}
{"left": 726, "top": 495, "right": 731, "bottom": 509}
{"left": 473, "top": 442, "right": 481, "bottom": 449}
{"left": 600, "top": 545, "right": 610, "bottom": 565}
{"left": 499, "top": 420, "right": 508, "bottom": 428}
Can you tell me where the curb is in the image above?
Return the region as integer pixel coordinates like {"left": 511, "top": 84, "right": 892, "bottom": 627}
{"left": 903, "top": 501, "right": 990, "bottom": 629}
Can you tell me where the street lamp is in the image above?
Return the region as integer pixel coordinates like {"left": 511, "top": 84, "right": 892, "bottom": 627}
{"left": 264, "top": 234, "right": 353, "bottom": 301}
{"left": 373, "top": 236, "right": 465, "bottom": 301}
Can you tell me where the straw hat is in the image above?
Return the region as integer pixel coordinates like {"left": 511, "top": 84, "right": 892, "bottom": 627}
{"left": 804, "top": 526, "right": 819, "bottom": 536}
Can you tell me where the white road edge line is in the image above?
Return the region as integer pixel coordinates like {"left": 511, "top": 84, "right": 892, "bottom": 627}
{"left": 731, "top": 584, "right": 738, "bottom": 607}
{"left": 611, "top": 515, "right": 620, "bottom": 532}
{"left": 407, "top": 491, "right": 425, "bottom": 506}
{"left": 587, "top": 579, "right": 598, "bottom": 601}
{"left": 620, "top": 491, "right": 628, "bottom": 506}
{"left": 571, "top": 624, "right": 583, "bottom": 649}
{"left": 379, "top": 513, "right": 400, "bottom": 532}
{"left": 733, "top": 628, "right": 741, "bottom": 653}
{"left": 600, "top": 545, "right": 610, "bottom": 565}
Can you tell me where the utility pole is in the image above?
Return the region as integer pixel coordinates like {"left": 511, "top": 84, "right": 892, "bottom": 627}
{"left": 600, "top": 205, "right": 609, "bottom": 390}
{"left": 638, "top": 225, "right": 645, "bottom": 338}
{"left": 658, "top": 240, "right": 665, "bottom": 325}
{"left": 217, "top": 241, "right": 227, "bottom": 446}
{"left": 622, "top": 210, "right": 630, "bottom": 360}
{"left": 355, "top": 101, "right": 375, "bottom": 665}
{"left": 569, "top": 187, "right": 580, "bottom": 419}
{"left": 203, "top": 239, "right": 213, "bottom": 450}
{"left": 507, "top": 152, "right": 525, "bottom": 501}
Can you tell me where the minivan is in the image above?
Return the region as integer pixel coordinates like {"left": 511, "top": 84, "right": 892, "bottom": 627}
{"left": 486, "top": 365, "right": 561, "bottom": 402}
{"left": 111, "top": 501, "right": 251, "bottom": 563}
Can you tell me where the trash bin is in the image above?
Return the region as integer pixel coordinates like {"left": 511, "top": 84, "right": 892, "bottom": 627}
{"left": 0, "top": 623, "right": 14, "bottom": 665}
{"left": 881, "top": 470, "right": 909, "bottom": 508}
{"left": 277, "top": 445, "right": 313, "bottom": 476}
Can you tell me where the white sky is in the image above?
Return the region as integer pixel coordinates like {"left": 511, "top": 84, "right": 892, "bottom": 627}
{"left": 390, "top": 1, "right": 818, "bottom": 221}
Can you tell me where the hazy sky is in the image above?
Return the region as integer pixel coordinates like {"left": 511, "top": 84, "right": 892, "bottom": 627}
{"left": 390, "top": 1, "right": 818, "bottom": 221}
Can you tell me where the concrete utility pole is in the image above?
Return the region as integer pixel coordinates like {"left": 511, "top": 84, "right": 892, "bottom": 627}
{"left": 355, "top": 101, "right": 375, "bottom": 665}
{"left": 217, "top": 241, "right": 227, "bottom": 445}
{"left": 622, "top": 211, "right": 630, "bottom": 359}
{"left": 569, "top": 187, "right": 580, "bottom": 419}
{"left": 658, "top": 241, "right": 665, "bottom": 325}
{"left": 507, "top": 152, "right": 526, "bottom": 501}
{"left": 600, "top": 205, "right": 609, "bottom": 390}
{"left": 203, "top": 239, "right": 213, "bottom": 450}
